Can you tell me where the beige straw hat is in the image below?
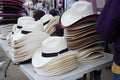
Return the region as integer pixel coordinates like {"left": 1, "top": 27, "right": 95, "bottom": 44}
{"left": 61, "top": 1, "right": 94, "bottom": 27}
{"left": 32, "top": 36, "right": 78, "bottom": 68}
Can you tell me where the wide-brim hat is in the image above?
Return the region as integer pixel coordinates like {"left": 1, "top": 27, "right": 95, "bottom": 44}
{"left": 78, "top": 52, "right": 104, "bottom": 62}
{"left": 12, "top": 32, "right": 50, "bottom": 63}
{"left": 14, "top": 32, "right": 50, "bottom": 49}
{"left": 61, "top": 1, "right": 95, "bottom": 27}
{"left": 64, "top": 25, "right": 96, "bottom": 37}
{"left": 44, "top": 16, "right": 60, "bottom": 35}
{"left": 39, "top": 14, "right": 53, "bottom": 29}
{"left": 34, "top": 55, "right": 78, "bottom": 76}
{"left": 77, "top": 46, "right": 103, "bottom": 58}
{"left": 32, "top": 36, "right": 78, "bottom": 67}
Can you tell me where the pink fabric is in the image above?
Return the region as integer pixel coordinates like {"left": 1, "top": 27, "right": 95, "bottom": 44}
{"left": 0, "top": 0, "right": 23, "bottom": 6}
{"left": 87, "top": 0, "right": 97, "bottom": 14}
{"left": 58, "top": 0, "right": 63, "bottom": 8}
{"left": 59, "top": 0, "right": 62, "bottom": 2}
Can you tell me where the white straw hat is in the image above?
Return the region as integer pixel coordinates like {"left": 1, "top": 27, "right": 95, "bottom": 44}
{"left": 29, "top": 14, "right": 53, "bottom": 32}
{"left": 61, "top": 1, "right": 94, "bottom": 27}
{"left": 40, "top": 14, "right": 53, "bottom": 30}
{"left": 17, "top": 16, "right": 35, "bottom": 26}
{"left": 12, "top": 32, "right": 50, "bottom": 63}
{"left": 34, "top": 55, "right": 78, "bottom": 76}
{"left": 44, "top": 16, "right": 60, "bottom": 35}
{"left": 12, "top": 20, "right": 36, "bottom": 42}
{"left": 32, "top": 36, "right": 78, "bottom": 67}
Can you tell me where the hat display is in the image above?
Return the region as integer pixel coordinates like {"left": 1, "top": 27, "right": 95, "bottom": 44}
{"left": 44, "top": 16, "right": 60, "bottom": 35}
{"left": 60, "top": 1, "right": 104, "bottom": 62}
{"left": 12, "top": 32, "right": 50, "bottom": 63}
{"left": 77, "top": 46, "right": 104, "bottom": 62}
{"left": 32, "top": 36, "right": 79, "bottom": 76}
{"left": 34, "top": 55, "right": 78, "bottom": 76}
{"left": 32, "top": 36, "right": 78, "bottom": 67}
{"left": 61, "top": 1, "right": 94, "bottom": 27}
{"left": 31, "top": 14, "right": 53, "bottom": 32}
{"left": 11, "top": 20, "right": 36, "bottom": 43}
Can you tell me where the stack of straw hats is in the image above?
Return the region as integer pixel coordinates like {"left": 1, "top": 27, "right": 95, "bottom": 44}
{"left": 61, "top": 1, "right": 104, "bottom": 62}
{"left": 44, "top": 16, "right": 60, "bottom": 35}
{"left": 0, "top": 0, "right": 24, "bottom": 24}
{"left": 32, "top": 36, "right": 79, "bottom": 76}
{"left": 12, "top": 32, "right": 50, "bottom": 63}
{"left": 6, "top": 16, "right": 51, "bottom": 63}
{"left": 6, "top": 16, "right": 36, "bottom": 45}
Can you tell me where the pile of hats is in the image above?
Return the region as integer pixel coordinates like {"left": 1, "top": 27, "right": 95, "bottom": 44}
{"left": 61, "top": 1, "right": 104, "bottom": 62}
{"left": 0, "top": 0, "right": 23, "bottom": 24}
{"left": 31, "top": 14, "right": 61, "bottom": 35}
{"left": 32, "top": 37, "right": 79, "bottom": 76}
{"left": 6, "top": 16, "right": 36, "bottom": 45}
{"left": 12, "top": 32, "right": 50, "bottom": 63}
{"left": 6, "top": 14, "right": 61, "bottom": 63}
{"left": 5, "top": 16, "right": 50, "bottom": 63}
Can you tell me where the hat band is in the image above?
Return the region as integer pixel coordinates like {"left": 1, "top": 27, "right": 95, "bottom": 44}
{"left": 42, "top": 48, "right": 68, "bottom": 57}
{"left": 12, "top": 32, "right": 14, "bottom": 34}
{"left": 21, "top": 30, "right": 32, "bottom": 34}
{"left": 43, "top": 20, "right": 50, "bottom": 26}
{"left": 17, "top": 26, "right": 22, "bottom": 29}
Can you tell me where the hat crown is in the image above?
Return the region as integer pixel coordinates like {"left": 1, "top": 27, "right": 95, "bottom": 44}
{"left": 70, "top": 1, "right": 93, "bottom": 19}
{"left": 40, "top": 14, "right": 53, "bottom": 24}
{"left": 21, "top": 21, "right": 35, "bottom": 30}
{"left": 17, "top": 16, "right": 35, "bottom": 26}
{"left": 42, "top": 37, "right": 67, "bottom": 54}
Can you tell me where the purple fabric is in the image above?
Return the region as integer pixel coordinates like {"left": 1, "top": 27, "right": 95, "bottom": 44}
{"left": 0, "top": 13, "right": 22, "bottom": 17}
{"left": 95, "top": 0, "right": 120, "bottom": 66}
{"left": 0, "top": 0, "right": 23, "bottom": 6}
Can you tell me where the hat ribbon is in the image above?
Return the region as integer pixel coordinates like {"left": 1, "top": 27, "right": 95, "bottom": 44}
{"left": 17, "top": 26, "right": 22, "bottom": 29}
{"left": 42, "top": 48, "right": 68, "bottom": 57}
{"left": 12, "top": 32, "right": 14, "bottom": 34}
{"left": 21, "top": 30, "right": 32, "bottom": 34}
{"left": 43, "top": 20, "right": 50, "bottom": 26}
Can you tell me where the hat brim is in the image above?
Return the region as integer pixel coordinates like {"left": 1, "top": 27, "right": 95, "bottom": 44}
{"left": 61, "top": 14, "right": 98, "bottom": 28}
{"left": 32, "top": 48, "right": 77, "bottom": 67}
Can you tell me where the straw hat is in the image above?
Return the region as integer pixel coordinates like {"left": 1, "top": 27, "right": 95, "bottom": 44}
{"left": 17, "top": 16, "right": 35, "bottom": 26}
{"left": 32, "top": 36, "right": 78, "bottom": 67}
{"left": 77, "top": 46, "right": 104, "bottom": 58}
{"left": 12, "top": 32, "right": 50, "bottom": 63}
{"left": 44, "top": 16, "right": 60, "bottom": 35}
{"left": 14, "top": 32, "right": 50, "bottom": 49}
{"left": 39, "top": 14, "right": 53, "bottom": 29}
{"left": 61, "top": 1, "right": 94, "bottom": 27}
{"left": 32, "top": 14, "right": 53, "bottom": 32}
{"left": 34, "top": 55, "right": 78, "bottom": 76}
{"left": 11, "top": 20, "right": 36, "bottom": 43}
